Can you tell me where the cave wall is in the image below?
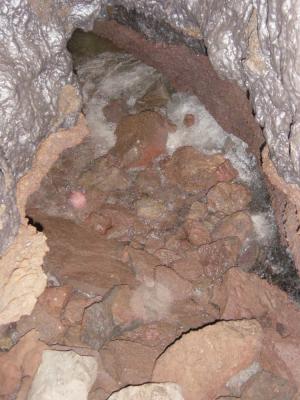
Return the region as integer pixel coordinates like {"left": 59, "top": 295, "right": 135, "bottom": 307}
{"left": 0, "top": 0, "right": 300, "bottom": 254}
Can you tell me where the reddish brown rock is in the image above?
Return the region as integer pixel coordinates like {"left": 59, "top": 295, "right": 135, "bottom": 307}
{"left": 154, "top": 248, "right": 182, "bottom": 266}
{"left": 128, "top": 247, "right": 160, "bottom": 283}
{"left": 216, "top": 159, "right": 238, "bottom": 182}
{"left": 38, "top": 214, "right": 135, "bottom": 297}
{"left": 63, "top": 293, "right": 92, "bottom": 325}
{"left": 101, "top": 206, "right": 149, "bottom": 242}
{"left": 84, "top": 212, "right": 112, "bottom": 234}
{"left": 215, "top": 269, "right": 300, "bottom": 338}
{"left": 241, "top": 370, "right": 296, "bottom": 400}
{"left": 0, "top": 330, "right": 47, "bottom": 398}
{"left": 153, "top": 320, "right": 263, "bottom": 400}
{"left": 112, "top": 111, "right": 176, "bottom": 168}
{"left": 173, "top": 237, "right": 240, "bottom": 282}
{"left": 117, "top": 322, "right": 181, "bottom": 351}
{"left": 162, "top": 146, "right": 225, "bottom": 194}
{"left": 154, "top": 266, "right": 194, "bottom": 302}
{"left": 37, "top": 286, "right": 72, "bottom": 318}
{"left": 78, "top": 156, "right": 130, "bottom": 192}
{"left": 103, "top": 99, "right": 128, "bottom": 123}
{"left": 183, "top": 113, "right": 195, "bottom": 127}
{"left": 186, "top": 201, "right": 208, "bottom": 221}
{"left": 100, "top": 340, "right": 158, "bottom": 386}
{"left": 184, "top": 219, "right": 211, "bottom": 246}
{"left": 207, "top": 182, "right": 252, "bottom": 215}
{"left": 110, "top": 285, "right": 137, "bottom": 326}
{"left": 212, "top": 211, "right": 254, "bottom": 243}
{"left": 16, "top": 287, "right": 72, "bottom": 344}
{"left": 135, "top": 168, "right": 161, "bottom": 196}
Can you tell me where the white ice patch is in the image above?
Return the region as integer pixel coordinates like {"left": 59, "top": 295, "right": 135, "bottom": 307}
{"left": 251, "top": 212, "right": 276, "bottom": 246}
{"left": 166, "top": 92, "right": 259, "bottom": 186}
{"left": 77, "top": 52, "right": 162, "bottom": 157}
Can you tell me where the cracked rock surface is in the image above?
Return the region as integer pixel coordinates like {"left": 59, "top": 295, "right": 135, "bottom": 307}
{"left": 2, "top": 0, "right": 300, "bottom": 253}
{"left": 0, "top": 50, "right": 296, "bottom": 399}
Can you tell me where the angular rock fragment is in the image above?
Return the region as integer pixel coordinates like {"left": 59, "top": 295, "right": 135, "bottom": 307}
{"left": 162, "top": 146, "right": 225, "bottom": 194}
{"left": 207, "top": 182, "right": 251, "bottom": 215}
{"left": 153, "top": 320, "right": 263, "bottom": 400}
{"left": 112, "top": 111, "right": 176, "bottom": 168}
{"left": 27, "top": 350, "right": 98, "bottom": 400}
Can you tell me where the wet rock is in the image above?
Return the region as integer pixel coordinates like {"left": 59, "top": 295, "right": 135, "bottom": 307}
{"left": 107, "top": 383, "right": 184, "bottom": 400}
{"left": 153, "top": 320, "right": 263, "bottom": 400}
{"left": 27, "top": 350, "right": 98, "bottom": 400}
{"left": 162, "top": 146, "right": 225, "bottom": 194}
{"left": 241, "top": 370, "right": 296, "bottom": 400}
{"left": 81, "top": 301, "right": 115, "bottom": 350}
{"left": 103, "top": 99, "right": 128, "bottom": 123}
{"left": 0, "top": 330, "right": 47, "bottom": 398}
{"left": 212, "top": 211, "right": 254, "bottom": 243}
{"left": 112, "top": 111, "right": 176, "bottom": 168}
{"left": 184, "top": 219, "right": 211, "bottom": 246}
{"left": 207, "top": 182, "right": 251, "bottom": 215}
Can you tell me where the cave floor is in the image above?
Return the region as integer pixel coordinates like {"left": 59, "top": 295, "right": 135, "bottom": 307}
{"left": 1, "top": 45, "right": 300, "bottom": 399}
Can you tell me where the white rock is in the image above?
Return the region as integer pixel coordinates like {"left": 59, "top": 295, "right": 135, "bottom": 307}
{"left": 107, "top": 383, "right": 184, "bottom": 400}
{"left": 27, "top": 350, "right": 98, "bottom": 400}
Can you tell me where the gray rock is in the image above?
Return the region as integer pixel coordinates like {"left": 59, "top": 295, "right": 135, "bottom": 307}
{"left": 27, "top": 350, "right": 98, "bottom": 400}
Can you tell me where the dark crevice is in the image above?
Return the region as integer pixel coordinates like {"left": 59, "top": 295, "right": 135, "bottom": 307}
{"left": 26, "top": 215, "right": 44, "bottom": 232}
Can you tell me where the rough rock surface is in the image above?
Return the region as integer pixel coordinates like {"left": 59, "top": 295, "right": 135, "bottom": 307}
{"left": 153, "top": 320, "right": 263, "bottom": 400}
{"left": 2, "top": 0, "right": 300, "bottom": 252}
{"left": 107, "top": 383, "right": 184, "bottom": 400}
{"left": 27, "top": 350, "right": 98, "bottom": 400}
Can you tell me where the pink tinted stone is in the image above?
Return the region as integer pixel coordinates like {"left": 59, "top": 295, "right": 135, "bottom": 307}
{"left": 68, "top": 191, "right": 87, "bottom": 209}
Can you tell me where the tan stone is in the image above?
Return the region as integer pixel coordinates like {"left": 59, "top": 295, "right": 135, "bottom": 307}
{"left": 0, "top": 225, "right": 47, "bottom": 325}
{"left": 153, "top": 320, "right": 263, "bottom": 400}
{"left": 17, "top": 114, "right": 89, "bottom": 220}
